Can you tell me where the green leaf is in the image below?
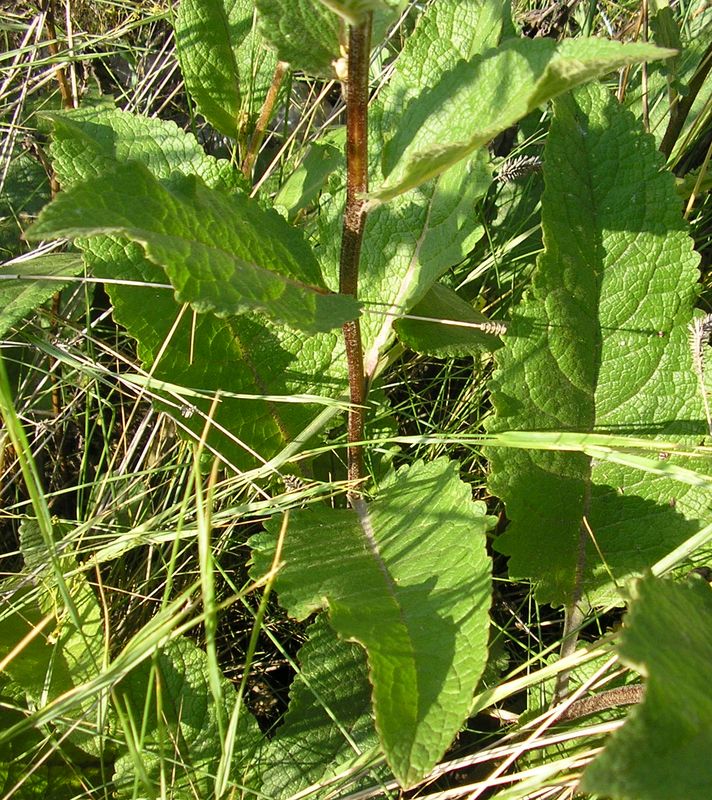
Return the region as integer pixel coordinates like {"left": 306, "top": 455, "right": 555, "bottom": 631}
{"left": 376, "top": 0, "right": 506, "bottom": 154}
{"left": 358, "top": 151, "right": 492, "bottom": 377}
{"left": 81, "top": 232, "right": 346, "bottom": 469}
{"left": 249, "top": 459, "right": 494, "bottom": 787}
{"left": 255, "top": 0, "right": 341, "bottom": 78}
{"left": 0, "top": 523, "right": 105, "bottom": 754}
{"left": 43, "top": 107, "right": 241, "bottom": 189}
{"left": 38, "top": 107, "right": 346, "bottom": 467}
{"left": 28, "top": 161, "right": 359, "bottom": 334}
{"left": 0, "top": 149, "right": 50, "bottom": 257}
{"left": 260, "top": 615, "right": 384, "bottom": 797}
{"left": 485, "top": 83, "right": 709, "bottom": 607}
{"left": 113, "top": 635, "right": 262, "bottom": 798}
{"left": 0, "top": 255, "right": 83, "bottom": 337}
{"left": 175, "top": 0, "right": 278, "bottom": 138}
{"left": 373, "top": 38, "right": 677, "bottom": 202}
{"left": 581, "top": 574, "right": 712, "bottom": 799}
{"left": 394, "top": 282, "right": 503, "bottom": 356}
{"left": 274, "top": 132, "right": 345, "bottom": 220}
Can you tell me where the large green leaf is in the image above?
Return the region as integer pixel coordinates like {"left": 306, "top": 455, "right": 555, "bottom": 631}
{"left": 42, "top": 108, "right": 239, "bottom": 188}
{"left": 249, "top": 459, "right": 494, "bottom": 787}
{"left": 372, "top": 38, "right": 676, "bottom": 202}
{"left": 113, "top": 635, "right": 262, "bottom": 798}
{"left": 175, "top": 0, "right": 277, "bottom": 137}
{"left": 28, "top": 162, "right": 358, "bottom": 334}
{"left": 84, "top": 234, "right": 346, "bottom": 468}
{"left": 0, "top": 255, "right": 83, "bottom": 337}
{"left": 35, "top": 107, "right": 346, "bottom": 467}
{"left": 255, "top": 0, "right": 341, "bottom": 79}
{"left": 260, "top": 615, "right": 384, "bottom": 797}
{"left": 581, "top": 574, "right": 712, "bottom": 798}
{"left": 486, "top": 83, "right": 710, "bottom": 607}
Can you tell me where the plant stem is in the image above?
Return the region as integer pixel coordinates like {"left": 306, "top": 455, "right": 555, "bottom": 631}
{"left": 241, "top": 60, "right": 288, "bottom": 181}
{"left": 339, "top": 18, "right": 371, "bottom": 499}
{"left": 660, "top": 39, "right": 712, "bottom": 160}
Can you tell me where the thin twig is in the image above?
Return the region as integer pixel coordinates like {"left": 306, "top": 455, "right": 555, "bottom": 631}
{"left": 41, "top": 0, "right": 74, "bottom": 423}
{"left": 241, "top": 60, "right": 288, "bottom": 181}
{"left": 660, "top": 40, "right": 712, "bottom": 159}
{"left": 41, "top": 0, "right": 74, "bottom": 109}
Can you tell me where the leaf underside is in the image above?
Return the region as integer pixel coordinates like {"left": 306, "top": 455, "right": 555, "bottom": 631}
{"left": 486, "top": 83, "right": 710, "bottom": 607}
{"left": 249, "top": 459, "right": 494, "bottom": 787}
{"left": 320, "top": 0, "right": 505, "bottom": 377}
{"left": 394, "top": 282, "right": 503, "bottom": 356}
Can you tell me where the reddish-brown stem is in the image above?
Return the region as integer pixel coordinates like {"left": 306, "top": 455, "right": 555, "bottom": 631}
{"left": 339, "top": 19, "right": 371, "bottom": 499}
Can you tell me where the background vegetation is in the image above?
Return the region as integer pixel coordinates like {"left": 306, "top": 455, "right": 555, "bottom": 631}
{"left": 1, "top": 0, "right": 711, "bottom": 798}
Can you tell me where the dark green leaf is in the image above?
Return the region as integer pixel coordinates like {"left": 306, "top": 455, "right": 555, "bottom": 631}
{"left": 113, "top": 635, "right": 261, "bottom": 798}
{"left": 256, "top": 0, "right": 341, "bottom": 78}
{"left": 0, "top": 255, "right": 83, "bottom": 337}
{"left": 394, "top": 282, "right": 503, "bottom": 356}
{"left": 260, "top": 615, "right": 384, "bottom": 797}
{"left": 175, "top": 0, "right": 278, "bottom": 137}
{"left": 274, "top": 132, "right": 345, "bottom": 220}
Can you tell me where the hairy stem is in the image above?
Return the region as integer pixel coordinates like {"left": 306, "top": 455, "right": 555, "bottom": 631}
{"left": 339, "top": 18, "right": 371, "bottom": 499}
{"left": 557, "top": 684, "right": 643, "bottom": 721}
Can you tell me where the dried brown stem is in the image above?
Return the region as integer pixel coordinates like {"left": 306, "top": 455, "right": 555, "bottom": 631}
{"left": 242, "top": 61, "right": 288, "bottom": 181}
{"left": 42, "top": 0, "right": 74, "bottom": 110}
{"left": 339, "top": 19, "right": 371, "bottom": 500}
